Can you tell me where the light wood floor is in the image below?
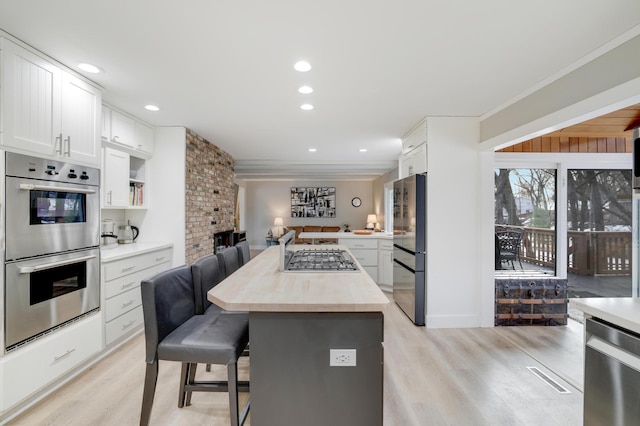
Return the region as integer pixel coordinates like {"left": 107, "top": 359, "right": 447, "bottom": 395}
{"left": 8, "top": 295, "right": 584, "bottom": 426}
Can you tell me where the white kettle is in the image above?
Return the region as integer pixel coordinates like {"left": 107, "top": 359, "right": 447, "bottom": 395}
{"left": 118, "top": 220, "right": 139, "bottom": 244}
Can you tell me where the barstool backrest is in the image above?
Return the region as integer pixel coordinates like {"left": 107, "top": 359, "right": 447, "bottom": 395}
{"left": 191, "top": 254, "right": 224, "bottom": 314}
{"left": 217, "top": 247, "right": 240, "bottom": 277}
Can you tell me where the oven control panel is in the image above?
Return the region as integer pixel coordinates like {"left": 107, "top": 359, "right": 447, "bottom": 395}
{"left": 6, "top": 152, "right": 99, "bottom": 186}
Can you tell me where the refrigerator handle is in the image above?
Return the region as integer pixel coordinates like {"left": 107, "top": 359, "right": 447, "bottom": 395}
{"left": 393, "top": 258, "right": 415, "bottom": 273}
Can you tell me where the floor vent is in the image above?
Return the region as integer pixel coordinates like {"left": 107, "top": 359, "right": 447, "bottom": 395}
{"left": 527, "top": 366, "right": 571, "bottom": 394}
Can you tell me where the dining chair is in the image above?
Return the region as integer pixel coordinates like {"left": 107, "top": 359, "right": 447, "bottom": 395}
{"left": 140, "top": 265, "right": 249, "bottom": 426}
{"left": 495, "top": 229, "right": 524, "bottom": 269}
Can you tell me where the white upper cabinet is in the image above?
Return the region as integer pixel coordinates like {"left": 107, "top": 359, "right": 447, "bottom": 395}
{"left": 401, "top": 119, "right": 427, "bottom": 154}
{"left": 60, "top": 72, "right": 101, "bottom": 164}
{"left": 103, "top": 106, "right": 154, "bottom": 156}
{"left": 1, "top": 38, "right": 101, "bottom": 166}
{"left": 399, "top": 143, "right": 427, "bottom": 178}
{"left": 399, "top": 118, "right": 428, "bottom": 178}
{"left": 109, "top": 109, "right": 136, "bottom": 148}
{"left": 1, "top": 38, "right": 61, "bottom": 156}
{"left": 101, "top": 104, "right": 112, "bottom": 140}
{"left": 134, "top": 121, "right": 154, "bottom": 155}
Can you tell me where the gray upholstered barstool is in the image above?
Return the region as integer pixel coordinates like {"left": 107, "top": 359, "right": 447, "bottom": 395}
{"left": 217, "top": 246, "right": 241, "bottom": 276}
{"left": 235, "top": 241, "right": 251, "bottom": 266}
{"left": 140, "top": 265, "right": 249, "bottom": 426}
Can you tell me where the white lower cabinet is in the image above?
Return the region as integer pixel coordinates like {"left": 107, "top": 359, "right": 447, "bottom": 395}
{"left": 378, "top": 239, "right": 393, "bottom": 290}
{"left": 339, "top": 238, "right": 379, "bottom": 283}
{"left": 102, "top": 246, "right": 172, "bottom": 345}
{"left": 0, "top": 314, "right": 101, "bottom": 411}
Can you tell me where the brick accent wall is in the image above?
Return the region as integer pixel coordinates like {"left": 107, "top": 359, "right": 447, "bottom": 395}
{"left": 185, "top": 129, "right": 235, "bottom": 264}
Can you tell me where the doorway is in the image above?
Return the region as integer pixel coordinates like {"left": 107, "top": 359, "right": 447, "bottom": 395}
{"left": 565, "top": 168, "right": 632, "bottom": 298}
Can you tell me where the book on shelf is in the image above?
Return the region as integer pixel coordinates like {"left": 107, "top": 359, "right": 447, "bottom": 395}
{"left": 129, "top": 183, "right": 144, "bottom": 206}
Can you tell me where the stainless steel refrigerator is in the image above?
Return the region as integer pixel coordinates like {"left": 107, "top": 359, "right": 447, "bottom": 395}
{"left": 393, "top": 173, "right": 426, "bottom": 325}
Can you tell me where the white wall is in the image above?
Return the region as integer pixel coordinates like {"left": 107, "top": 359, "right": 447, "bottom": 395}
{"left": 129, "top": 127, "right": 186, "bottom": 266}
{"left": 425, "top": 117, "right": 482, "bottom": 328}
{"left": 244, "top": 180, "right": 375, "bottom": 248}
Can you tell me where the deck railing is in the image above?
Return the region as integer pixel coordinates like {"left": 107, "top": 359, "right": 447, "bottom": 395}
{"left": 497, "top": 225, "right": 631, "bottom": 276}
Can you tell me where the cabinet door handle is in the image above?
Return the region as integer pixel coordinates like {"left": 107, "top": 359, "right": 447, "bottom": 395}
{"left": 107, "top": 190, "right": 112, "bottom": 206}
{"left": 64, "top": 136, "right": 71, "bottom": 156}
{"left": 121, "top": 266, "right": 136, "bottom": 272}
{"left": 55, "top": 133, "right": 63, "bottom": 155}
{"left": 155, "top": 256, "right": 166, "bottom": 262}
{"left": 53, "top": 348, "right": 76, "bottom": 362}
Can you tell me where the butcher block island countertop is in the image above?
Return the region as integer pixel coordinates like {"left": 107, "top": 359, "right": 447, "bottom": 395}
{"left": 208, "top": 245, "right": 389, "bottom": 312}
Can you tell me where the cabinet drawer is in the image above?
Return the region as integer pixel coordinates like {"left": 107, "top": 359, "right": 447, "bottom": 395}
{"left": 104, "top": 261, "right": 170, "bottom": 299}
{"left": 339, "top": 238, "right": 378, "bottom": 250}
{"left": 1, "top": 314, "right": 101, "bottom": 410}
{"left": 379, "top": 239, "right": 393, "bottom": 250}
{"left": 350, "top": 249, "right": 378, "bottom": 267}
{"left": 103, "top": 248, "right": 172, "bottom": 281}
{"left": 106, "top": 306, "right": 143, "bottom": 345}
{"left": 106, "top": 287, "right": 142, "bottom": 322}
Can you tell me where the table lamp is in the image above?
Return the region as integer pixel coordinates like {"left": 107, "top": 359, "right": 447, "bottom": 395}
{"left": 273, "top": 217, "right": 284, "bottom": 237}
{"left": 366, "top": 214, "right": 377, "bottom": 230}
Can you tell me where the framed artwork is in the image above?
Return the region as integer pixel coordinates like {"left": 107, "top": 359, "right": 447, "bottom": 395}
{"left": 291, "top": 187, "right": 336, "bottom": 217}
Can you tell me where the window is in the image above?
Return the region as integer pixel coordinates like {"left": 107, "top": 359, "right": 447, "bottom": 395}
{"left": 495, "top": 168, "right": 556, "bottom": 274}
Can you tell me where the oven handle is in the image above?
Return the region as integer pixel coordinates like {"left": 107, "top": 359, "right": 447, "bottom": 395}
{"left": 19, "top": 183, "right": 97, "bottom": 194}
{"left": 19, "top": 254, "right": 97, "bottom": 274}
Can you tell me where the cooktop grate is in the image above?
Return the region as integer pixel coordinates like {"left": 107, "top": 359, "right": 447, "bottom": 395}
{"left": 285, "top": 249, "right": 359, "bottom": 272}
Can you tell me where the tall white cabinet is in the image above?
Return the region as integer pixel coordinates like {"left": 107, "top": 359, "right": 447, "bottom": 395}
{"left": 0, "top": 38, "right": 101, "bottom": 166}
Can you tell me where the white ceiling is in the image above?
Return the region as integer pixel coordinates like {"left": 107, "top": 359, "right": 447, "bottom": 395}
{"left": 1, "top": 1, "right": 640, "bottom": 179}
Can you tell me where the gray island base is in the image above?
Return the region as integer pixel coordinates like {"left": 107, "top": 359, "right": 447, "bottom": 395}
{"left": 250, "top": 312, "right": 383, "bottom": 426}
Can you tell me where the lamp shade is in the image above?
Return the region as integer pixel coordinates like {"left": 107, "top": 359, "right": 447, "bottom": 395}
{"left": 273, "top": 217, "right": 284, "bottom": 226}
{"left": 366, "top": 214, "right": 377, "bottom": 224}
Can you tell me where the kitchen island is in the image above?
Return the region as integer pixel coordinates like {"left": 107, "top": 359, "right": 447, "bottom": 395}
{"left": 208, "top": 245, "right": 389, "bottom": 426}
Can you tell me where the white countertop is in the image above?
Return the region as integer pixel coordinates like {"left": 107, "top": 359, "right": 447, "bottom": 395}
{"left": 298, "top": 231, "right": 392, "bottom": 239}
{"left": 100, "top": 242, "right": 173, "bottom": 262}
{"left": 570, "top": 297, "right": 640, "bottom": 334}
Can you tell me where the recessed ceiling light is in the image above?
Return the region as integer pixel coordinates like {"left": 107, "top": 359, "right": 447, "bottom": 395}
{"left": 294, "top": 61, "right": 311, "bottom": 72}
{"left": 300, "top": 104, "right": 314, "bottom": 111}
{"left": 298, "top": 85, "right": 313, "bottom": 94}
{"left": 308, "top": 148, "right": 317, "bottom": 152}
{"left": 77, "top": 63, "right": 102, "bottom": 74}
{"left": 144, "top": 104, "right": 160, "bottom": 112}
{"left": 359, "top": 148, "right": 368, "bottom": 152}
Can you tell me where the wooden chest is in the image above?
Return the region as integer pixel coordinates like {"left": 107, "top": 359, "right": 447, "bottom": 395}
{"left": 495, "top": 276, "right": 568, "bottom": 326}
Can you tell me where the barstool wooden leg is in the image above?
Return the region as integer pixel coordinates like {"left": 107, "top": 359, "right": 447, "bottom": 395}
{"left": 227, "top": 362, "right": 239, "bottom": 426}
{"left": 140, "top": 361, "right": 159, "bottom": 426}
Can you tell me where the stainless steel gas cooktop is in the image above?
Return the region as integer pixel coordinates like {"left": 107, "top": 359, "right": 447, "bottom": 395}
{"left": 284, "top": 249, "right": 359, "bottom": 272}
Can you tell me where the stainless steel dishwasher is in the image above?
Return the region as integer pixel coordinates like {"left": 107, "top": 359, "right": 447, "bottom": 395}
{"left": 584, "top": 318, "right": 640, "bottom": 425}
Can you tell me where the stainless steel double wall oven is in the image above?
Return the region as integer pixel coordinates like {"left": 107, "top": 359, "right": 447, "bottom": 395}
{"left": 4, "top": 153, "right": 100, "bottom": 350}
